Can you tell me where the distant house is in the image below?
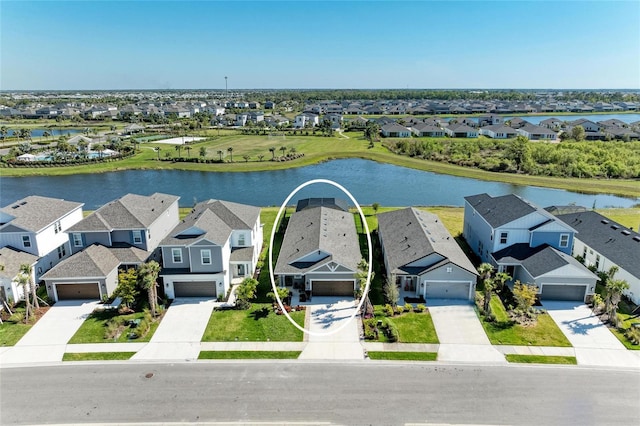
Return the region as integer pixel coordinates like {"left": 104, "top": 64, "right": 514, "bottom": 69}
{"left": 411, "top": 123, "right": 445, "bottom": 137}
{"left": 159, "top": 200, "right": 263, "bottom": 299}
{"left": 0, "top": 196, "right": 84, "bottom": 281}
{"left": 16, "top": 153, "right": 36, "bottom": 162}
{"left": 539, "top": 118, "right": 564, "bottom": 130}
{"left": 377, "top": 208, "right": 477, "bottom": 302}
{"left": 235, "top": 114, "right": 248, "bottom": 127}
{"left": 443, "top": 123, "right": 478, "bottom": 138}
{"left": 463, "top": 193, "right": 597, "bottom": 302}
{"left": 0, "top": 247, "right": 38, "bottom": 303}
{"left": 568, "top": 119, "right": 600, "bottom": 132}
{"left": 274, "top": 199, "right": 361, "bottom": 297}
{"left": 516, "top": 123, "right": 557, "bottom": 140}
{"left": 264, "top": 101, "right": 276, "bottom": 109}
{"left": 248, "top": 101, "right": 261, "bottom": 109}
{"left": 556, "top": 211, "right": 640, "bottom": 305}
{"left": 294, "top": 113, "right": 319, "bottom": 129}
{"left": 508, "top": 118, "right": 530, "bottom": 129}
{"left": 123, "top": 123, "right": 145, "bottom": 135}
{"left": 477, "top": 115, "right": 503, "bottom": 127}
{"left": 479, "top": 124, "right": 517, "bottom": 139}
{"left": 381, "top": 123, "right": 412, "bottom": 138}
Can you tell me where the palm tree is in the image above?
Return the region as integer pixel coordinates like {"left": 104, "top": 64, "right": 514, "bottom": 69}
{"left": 477, "top": 263, "right": 495, "bottom": 314}
{"left": 269, "top": 146, "right": 276, "bottom": 159}
{"left": 175, "top": 144, "right": 182, "bottom": 158}
{"left": 19, "top": 264, "right": 38, "bottom": 310}
{"left": 494, "top": 271, "right": 511, "bottom": 294}
{"left": 42, "top": 131, "right": 51, "bottom": 140}
{"left": 0, "top": 126, "right": 7, "bottom": 145}
{"left": 17, "top": 274, "right": 31, "bottom": 324}
{"left": 289, "top": 146, "right": 297, "bottom": 156}
{"left": 257, "top": 154, "right": 264, "bottom": 162}
{"left": 56, "top": 139, "right": 71, "bottom": 162}
{"left": 199, "top": 147, "right": 206, "bottom": 158}
{"left": 279, "top": 146, "right": 287, "bottom": 156}
{"left": 154, "top": 146, "right": 162, "bottom": 160}
{"left": 227, "top": 146, "right": 233, "bottom": 162}
{"left": 217, "top": 150, "right": 223, "bottom": 161}
{"left": 138, "top": 261, "right": 161, "bottom": 317}
{"left": 242, "top": 154, "right": 250, "bottom": 162}
{"left": 185, "top": 146, "right": 192, "bottom": 158}
{"left": 93, "top": 143, "right": 105, "bottom": 159}
{"left": 605, "top": 279, "right": 629, "bottom": 327}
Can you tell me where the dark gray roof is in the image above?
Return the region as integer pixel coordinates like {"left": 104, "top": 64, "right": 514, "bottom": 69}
{"left": 230, "top": 247, "right": 254, "bottom": 262}
{"left": 274, "top": 206, "right": 361, "bottom": 275}
{"left": 377, "top": 208, "right": 477, "bottom": 276}
{"left": 492, "top": 243, "right": 595, "bottom": 278}
{"left": 295, "top": 198, "right": 349, "bottom": 212}
{"left": 464, "top": 193, "right": 537, "bottom": 228}
{"left": 381, "top": 123, "right": 411, "bottom": 133}
{"left": 0, "top": 196, "right": 83, "bottom": 233}
{"left": 199, "top": 199, "right": 260, "bottom": 230}
{"left": 557, "top": 211, "right": 640, "bottom": 279}
{"left": 544, "top": 205, "right": 588, "bottom": 215}
{"left": 69, "top": 193, "right": 179, "bottom": 232}
{"left": 0, "top": 247, "right": 38, "bottom": 280}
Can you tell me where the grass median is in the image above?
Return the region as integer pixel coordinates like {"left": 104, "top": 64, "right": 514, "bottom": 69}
{"left": 505, "top": 354, "right": 577, "bottom": 365}
{"left": 198, "top": 351, "right": 301, "bottom": 359}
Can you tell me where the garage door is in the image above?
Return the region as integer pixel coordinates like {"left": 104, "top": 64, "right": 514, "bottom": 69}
{"left": 173, "top": 281, "right": 216, "bottom": 298}
{"left": 425, "top": 282, "right": 470, "bottom": 300}
{"left": 541, "top": 284, "right": 586, "bottom": 301}
{"left": 56, "top": 283, "right": 100, "bottom": 300}
{"left": 311, "top": 281, "right": 354, "bottom": 297}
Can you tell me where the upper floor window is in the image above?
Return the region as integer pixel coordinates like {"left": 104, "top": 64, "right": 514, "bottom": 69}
{"left": 22, "top": 235, "right": 31, "bottom": 248}
{"left": 446, "top": 267, "right": 453, "bottom": 273}
{"left": 595, "top": 255, "right": 601, "bottom": 269}
{"left": 201, "top": 249, "right": 212, "bottom": 265}
{"left": 54, "top": 221, "right": 62, "bottom": 234}
{"left": 172, "top": 248, "right": 182, "bottom": 263}
{"left": 57, "top": 244, "right": 66, "bottom": 259}
{"left": 559, "top": 234, "right": 569, "bottom": 248}
{"left": 499, "top": 232, "right": 508, "bottom": 245}
{"left": 72, "top": 233, "right": 83, "bottom": 247}
{"left": 238, "top": 233, "right": 246, "bottom": 246}
{"left": 132, "top": 230, "right": 143, "bottom": 244}
{"left": 582, "top": 246, "right": 587, "bottom": 257}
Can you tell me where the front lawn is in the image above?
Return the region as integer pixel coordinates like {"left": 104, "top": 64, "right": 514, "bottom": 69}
{"left": 479, "top": 296, "right": 571, "bottom": 347}
{"left": 505, "top": 354, "right": 577, "bottom": 365}
{"left": 201, "top": 304, "right": 305, "bottom": 342}
{"left": 367, "top": 351, "right": 437, "bottom": 361}
{"left": 0, "top": 322, "right": 32, "bottom": 346}
{"left": 610, "top": 312, "right": 640, "bottom": 350}
{"left": 369, "top": 307, "right": 439, "bottom": 344}
{"left": 67, "top": 310, "right": 162, "bottom": 344}
{"left": 63, "top": 352, "right": 136, "bottom": 361}
{"left": 198, "top": 351, "right": 301, "bottom": 359}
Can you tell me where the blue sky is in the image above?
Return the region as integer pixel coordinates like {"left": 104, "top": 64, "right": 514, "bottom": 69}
{"left": 1, "top": 0, "right": 639, "bottom": 90}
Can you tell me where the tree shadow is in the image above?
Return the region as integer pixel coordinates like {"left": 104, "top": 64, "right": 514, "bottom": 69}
{"left": 249, "top": 306, "right": 270, "bottom": 321}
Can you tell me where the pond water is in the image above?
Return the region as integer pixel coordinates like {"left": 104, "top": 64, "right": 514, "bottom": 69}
{"left": 474, "top": 113, "right": 640, "bottom": 125}
{"left": 7, "top": 128, "right": 85, "bottom": 138}
{"left": 1, "top": 159, "right": 636, "bottom": 210}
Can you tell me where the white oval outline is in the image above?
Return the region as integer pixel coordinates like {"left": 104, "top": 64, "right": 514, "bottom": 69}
{"left": 268, "top": 178, "right": 372, "bottom": 337}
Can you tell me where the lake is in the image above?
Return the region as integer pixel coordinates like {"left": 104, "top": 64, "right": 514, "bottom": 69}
{"left": 7, "top": 128, "right": 84, "bottom": 138}
{"left": 488, "top": 114, "right": 640, "bottom": 125}
{"left": 1, "top": 159, "right": 637, "bottom": 210}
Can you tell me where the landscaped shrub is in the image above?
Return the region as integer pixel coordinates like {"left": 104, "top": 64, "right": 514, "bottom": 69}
{"left": 624, "top": 327, "right": 640, "bottom": 345}
{"left": 383, "top": 304, "right": 394, "bottom": 317}
{"left": 394, "top": 305, "right": 404, "bottom": 316}
{"left": 363, "top": 318, "right": 378, "bottom": 340}
{"left": 385, "top": 322, "right": 399, "bottom": 342}
{"left": 403, "top": 304, "right": 413, "bottom": 313}
{"left": 104, "top": 317, "right": 126, "bottom": 340}
{"left": 414, "top": 304, "right": 426, "bottom": 313}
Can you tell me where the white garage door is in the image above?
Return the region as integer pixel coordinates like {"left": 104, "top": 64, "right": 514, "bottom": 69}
{"left": 425, "top": 282, "right": 470, "bottom": 300}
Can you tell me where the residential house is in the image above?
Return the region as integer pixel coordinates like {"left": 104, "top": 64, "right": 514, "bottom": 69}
{"left": 508, "top": 118, "right": 529, "bottom": 129}
{"left": 444, "top": 123, "right": 478, "bottom": 138}
{"left": 568, "top": 119, "right": 600, "bottom": 132}
{"left": 324, "top": 114, "right": 343, "bottom": 129}
{"left": 463, "top": 193, "right": 597, "bottom": 302}
{"left": 0, "top": 196, "right": 84, "bottom": 281}
{"left": 381, "top": 123, "right": 412, "bottom": 138}
{"left": 539, "top": 118, "right": 564, "bottom": 130}
{"left": 294, "top": 113, "right": 319, "bottom": 129}
{"left": 159, "top": 200, "right": 263, "bottom": 299}
{"left": 0, "top": 247, "right": 38, "bottom": 304}
{"left": 516, "top": 123, "right": 557, "bottom": 140}
{"left": 274, "top": 199, "right": 361, "bottom": 297}
{"left": 123, "top": 123, "right": 145, "bottom": 135}
{"left": 479, "top": 124, "right": 517, "bottom": 139}
{"left": 264, "top": 101, "right": 276, "bottom": 109}
{"left": 248, "top": 101, "right": 261, "bottom": 109}
{"left": 377, "top": 208, "right": 477, "bottom": 302}
{"left": 411, "top": 123, "right": 445, "bottom": 137}
{"left": 556, "top": 211, "right": 640, "bottom": 304}
{"left": 477, "top": 115, "right": 503, "bottom": 127}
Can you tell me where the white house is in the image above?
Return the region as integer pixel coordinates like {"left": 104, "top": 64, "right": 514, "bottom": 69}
{"left": 0, "top": 247, "right": 38, "bottom": 304}
{"left": 294, "top": 113, "right": 319, "bottom": 129}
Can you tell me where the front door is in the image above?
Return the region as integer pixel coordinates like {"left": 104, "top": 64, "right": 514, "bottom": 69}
{"left": 237, "top": 264, "right": 245, "bottom": 277}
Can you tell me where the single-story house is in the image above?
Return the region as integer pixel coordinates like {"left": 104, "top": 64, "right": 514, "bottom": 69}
{"left": 381, "top": 123, "right": 412, "bottom": 138}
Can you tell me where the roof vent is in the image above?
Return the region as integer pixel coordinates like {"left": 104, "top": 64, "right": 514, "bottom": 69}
{"left": 621, "top": 230, "right": 630, "bottom": 236}
{"left": 601, "top": 219, "right": 609, "bottom": 224}
{"left": 611, "top": 225, "right": 620, "bottom": 230}
{"left": 633, "top": 236, "right": 640, "bottom": 242}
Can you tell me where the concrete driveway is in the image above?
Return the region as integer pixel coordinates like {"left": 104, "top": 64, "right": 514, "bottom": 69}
{"left": 1, "top": 300, "right": 99, "bottom": 364}
{"left": 428, "top": 300, "right": 506, "bottom": 363}
{"left": 132, "top": 297, "right": 216, "bottom": 361}
{"left": 543, "top": 301, "right": 640, "bottom": 368}
{"left": 298, "top": 297, "right": 363, "bottom": 360}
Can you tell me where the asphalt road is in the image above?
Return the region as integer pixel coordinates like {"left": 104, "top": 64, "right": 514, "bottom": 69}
{"left": 1, "top": 362, "right": 638, "bottom": 425}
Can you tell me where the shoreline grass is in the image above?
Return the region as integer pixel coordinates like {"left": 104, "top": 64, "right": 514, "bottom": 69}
{"left": 198, "top": 351, "right": 301, "bottom": 359}
{"left": 505, "top": 354, "right": 577, "bottom": 365}
{"left": 367, "top": 351, "right": 438, "bottom": 361}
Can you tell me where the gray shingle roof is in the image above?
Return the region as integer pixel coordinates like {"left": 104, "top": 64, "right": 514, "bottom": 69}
{"left": 69, "top": 193, "right": 178, "bottom": 232}
{"left": 274, "top": 206, "right": 361, "bottom": 274}
{"left": 0, "top": 247, "right": 38, "bottom": 280}
{"left": 492, "top": 243, "right": 594, "bottom": 278}
{"left": 464, "top": 193, "right": 537, "bottom": 228}
{"left": 557, "top": 211, "right": 640, "bottom": 279}
{"left": 0, "top": 196, "right": 83, "bottom": 233}
{"left": 377, "top": 208, "right": 477, "bottom": 276}
{"left": 230, "top": 247, "right": 254, "bottom": 262}
{"left": 296, "top": 198, "right": 349, "bottom": 212}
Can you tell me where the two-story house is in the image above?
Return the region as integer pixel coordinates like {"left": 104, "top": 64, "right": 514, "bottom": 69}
{"left": 556, "top": 211, "right": 640, "bottom": 305}
{"left": 378, "top": 208, "right": 478, "bottom": 302}
{"left": 159, "top": 200, "right": 263, "bottom": 299}
{"left": 274, "top": 199, "right": 361, "bottom": 298}
{"left": 0, "top": 196, "right": 84, "bottom": 281}
{"left": 0, "top": 247, "right": 38, "bottom": 304}
{"left": 463, "top": 193, "right": 597, "bottom": 302}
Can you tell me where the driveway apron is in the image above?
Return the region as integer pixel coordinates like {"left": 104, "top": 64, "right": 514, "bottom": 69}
{"left": 543, "top": 301, "right": 640, "bottom": 368}
{"left": 1, "top": 300, "right": 99, "bottom": 364}
{"left": 298, "top": 297, "right": 364, "bottom": 360}
{"left": 428, "top": 300, "right": 506, "bottom": 363}
{"left": 132, "top": 298, "right": 215, "bottom": 361}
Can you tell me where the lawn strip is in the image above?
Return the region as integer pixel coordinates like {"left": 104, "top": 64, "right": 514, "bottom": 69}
{"left": 367, "top": 351, "right": 437, "bottom": 361}
{"left": 198, "top": 351, "right": 300, "bottom": 359}
{"left": 505, "top": 354, "right": 577, "bottom": 365}
{"left": 63, "top": 352, "right": 135, "bottom": 361}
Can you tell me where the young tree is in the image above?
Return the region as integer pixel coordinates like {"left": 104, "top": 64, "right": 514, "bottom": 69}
{"left": 266, "top": 286, "right": 289, "bottom": 305}
{"left": 138, "top": 261, "right": 161, "bottom": 316}
{"left": 355, "top": 259, "right": 374, "bottom": 299}
{"left": 217, "top": 150, "right": 223, "bottom": 161}
{"left": 227, "top": 146, "right": 234, "bottom": 162}
{"left": 269, "top": 146, "right": 276, "bottom": 159}
{"left": 383, "top": 276, "right": 399, "bottom": 308}
{"left": 154, "top": 146, "right": 162, "bottom": 160}
{"left": 185, "top": 146, "right": 192, "bottom": 158}
{"left": 174, "top": 144, "right": 182, "bottom": 158}
{"left": 477, "top": 262, "right": 495, "bottom": 315}
{"left": 506, "top": 136, "right": 532, "bottom": 172}
{"left": 571, "top": 125, "right": 586, "bottom": 141}
{"left": 115, "top": 268, "right": 139, "bottom": 309}
{"left": 605, "top": 279, "right": 629, "bottom": 328}
{"left": 19, "top": 264, "right": 38, "bottom": 310}
{"left": 235, "top": 277, "right": 258, "bottom": 310}
{"left": 512, "top": 281, "right": 538, "bottom": 313}
{"left": 199, "top": 147, "right": 206, "bottom": 158}
{"left": 242, "top": 154, "right": 250, "bottom": 162}
{"left": 17, "top": 274, "right": 31, "bottom": 324}
{"left": 371, "top": 202, "right": 380, "bottom": 214}
{"left": 279, "top": 146, "right": 287, "bottom": 157}
{"left": 257, "top": 154, "right": 264, "bottom": 162}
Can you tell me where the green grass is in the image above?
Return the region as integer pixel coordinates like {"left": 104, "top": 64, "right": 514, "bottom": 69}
{"left": 367, "top": 351, "right": 438, "bottom": 361}
{"left": 62, "top": 352, "right": 136, "bottom": 361}
{"left": 505, "top": 354, "right": 577, "bottom": 365}
{"left": 479, "top": 296, "right": 572, "bottom": 347}
{"left": 67, "top": 310, "right": 161, "bottom": 344}
{"left": 596, "top": 208, "right": 640, "bottom": 230}
{"left": 0, "top": 322, "right": 33, "bottom": 346}
{"left": 610, "top": 312, "right": 640, "bottom": 350}
{"left": 201, "top": 304, "right": 305, "bottom": 342}
{"left": 3, "top": 132, "right": 638, "bottom": 198}
{"left": 373, "top": 307, "right": 439, "bottom": 343}
{"left": 198, "top": 351, "right": 301, "bottom": 359}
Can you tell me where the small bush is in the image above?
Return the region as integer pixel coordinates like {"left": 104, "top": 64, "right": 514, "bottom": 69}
{"left": 394, "top": 305, "right": 404, "bottom": 316}
{"left": 414, "top": 304, "right": 426, "bottom": 313}
{"left": 385, "top": 322, "right": 399, "bottom": 342}
{"left": 625, "top": 327, "right": 640, "bottom": 345}
{"left": 383, "top": 304, "right": 394, "bottom": 317}
{"left": 403, "top": 304, "right": 413, "bottom": 313}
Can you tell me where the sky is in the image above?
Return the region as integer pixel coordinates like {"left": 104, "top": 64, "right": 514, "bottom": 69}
{"left": 1, "top": 0, "right": 639, "bottom": 90}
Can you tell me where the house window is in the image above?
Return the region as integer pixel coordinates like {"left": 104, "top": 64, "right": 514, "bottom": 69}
{"left": 446, "top": 267, "right": 453, "bottom": 273}
{"left": 559, "top": 234, "right": 569, "bottom": 248}
{"left": 73, "top": 233, "right": 83, "bottom": 247}
{"left": 172, "top": 248, "right": 182, "bottom": 263}
{"left": 22, "top": 235, "right": 31, "bottom": 248}
{"left": 582, "top": 246, "right": 587, "bottom": 257}
{"left": 238, "top": 233, "right": 246, "bottom": 246}
{"left": 57, "top": 244, "right": 66, "bottom": 259}
{"left": 201, "top": 249, "right": 211, "bottom": 265}
{"left": 132, "top": 230, "right": 143, "bottom": 244}
{"left": 595, "top": 255, "right": 601, "bottom": 269}
{"left": 54, "top": 221, "right": 62, "bottom": 234}
{"left": 500, "top": 232, "right": 508, "bottom": 245}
